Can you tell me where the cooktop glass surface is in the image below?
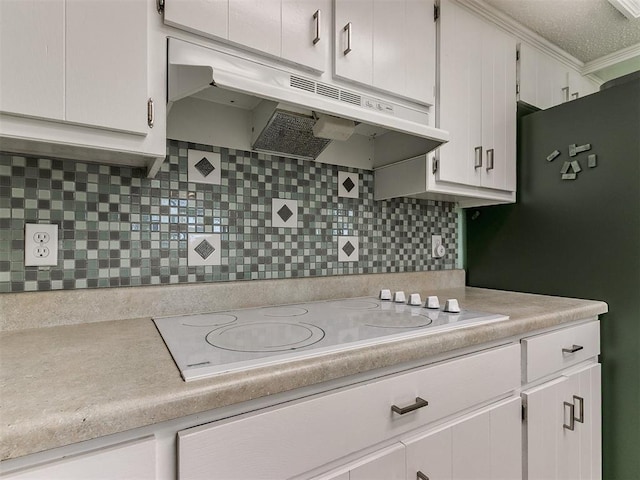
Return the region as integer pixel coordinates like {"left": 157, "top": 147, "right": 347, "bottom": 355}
{"left": 153, "top": 297, "right": 508, "bottom": 381}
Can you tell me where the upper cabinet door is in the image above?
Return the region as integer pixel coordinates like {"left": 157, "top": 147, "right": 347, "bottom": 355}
{"left": 405, "top": 0, "right": 435, "bottom": 105}
{"left": 282, "top": 0, "right": 330, "bottom": 72}
{"left": 437, "top": 0, "right": 483, "bottom": 187}
{"left": 518, "top": 43, "right": 570, "bottom": 109}
{"left": 334, "top": 0, "right": 374, "bottom": 86}
{"left": 0, "top": 0, "right": 64, "bottom": 120}
{"left": 229, "top": 0, "right": 281, "bottom": 57}
{"left": 372, "top": 0, "right": 405, "bottom": 96}
{"left": 164, "top": 0, "right": 229, "bottom": 40}
{"left": 66, "top": 0, "right": 148, "bottom": 134}
{"left": 481, "top": 22, "right": 516, "bottom": 192}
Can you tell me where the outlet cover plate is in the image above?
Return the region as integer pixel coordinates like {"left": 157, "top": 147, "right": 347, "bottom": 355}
{"left": 25, "top": 223, "right": 58, "bottom": 267}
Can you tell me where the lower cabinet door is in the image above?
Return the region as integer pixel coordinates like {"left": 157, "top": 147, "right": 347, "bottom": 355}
{"left": 349, "top": 444, "right": 406, "bottom": 480}
{"left": 1, "top": 437, "right": 156, "bottom": 480}
{"left": 523, "top": 363, "right": 601, "bottom": 480}
{"left": 405, "top": 397, "right": 522, "bottom": 480}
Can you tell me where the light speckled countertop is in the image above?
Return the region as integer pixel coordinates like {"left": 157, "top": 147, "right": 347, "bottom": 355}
{"left": 0, "top": 285, "right": 607, "bottom": 461}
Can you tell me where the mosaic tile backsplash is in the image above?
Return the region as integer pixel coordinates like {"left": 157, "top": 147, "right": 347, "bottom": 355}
{"left": 0, "top": 140, "right": 458, "bottom": 293}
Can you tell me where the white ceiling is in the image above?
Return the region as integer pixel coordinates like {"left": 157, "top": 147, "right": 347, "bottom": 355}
{"left": 482, "top": 0, "right": 640, "bottom": 77}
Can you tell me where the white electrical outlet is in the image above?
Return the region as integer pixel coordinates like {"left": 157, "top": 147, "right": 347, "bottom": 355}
{"left": 25, "top": 223, "right": 58, "bottom": 267}
{"left": 432, "top": 234, "right": 446, "bottom": 259}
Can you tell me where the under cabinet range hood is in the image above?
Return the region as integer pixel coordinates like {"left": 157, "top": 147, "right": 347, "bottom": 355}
{"left": 168, "top": 38, "right": 448, "bottom": 161}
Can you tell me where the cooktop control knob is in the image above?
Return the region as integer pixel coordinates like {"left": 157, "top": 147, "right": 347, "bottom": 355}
{"left": 379, "top": 289, "right": 392, "bottom": 301}
{"left": 394, "top": 291, "right": 406, "bottom": 303}
{"left": 444, "top": 299, "right": 461, "bottom": 313}
{"left": 425, "top": 296, "right": 440, "bottom": 309}
{"left": 408, "top": 293, "right": 422, "bottom": 306}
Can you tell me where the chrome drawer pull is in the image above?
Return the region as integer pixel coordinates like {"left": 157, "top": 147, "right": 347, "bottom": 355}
{"left": 562, "top": 344, "right": 584, "bottom": 354}
{"left": 563, "top": 401, "right": 575, "bottom": 430}
{"left": 573, "top": 395, "right": 585, "bottom": 423}
{"left": 391, "top": 397, "right": 428, "bottom": 415}
{"left": 417, "top": 472, "right": 430, "bottom": 480}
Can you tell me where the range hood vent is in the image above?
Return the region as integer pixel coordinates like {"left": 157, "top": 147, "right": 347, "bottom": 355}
{"left": 168, "top": 38, "right": 449, "bottom": 160}
{"left": 252, "top": 108, "right": 331, "bottom": 159}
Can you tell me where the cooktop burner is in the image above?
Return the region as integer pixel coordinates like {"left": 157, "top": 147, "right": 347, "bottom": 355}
{"left": 153, "top": 296, "right": 509, "bottom": 381}
{"left": 205, "top": 321, "right": 325, "bottom": 352}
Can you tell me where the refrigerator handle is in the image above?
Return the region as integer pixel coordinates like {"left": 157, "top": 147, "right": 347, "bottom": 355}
{"left": 474, "top": 146, "right": 483, "bottom": 169}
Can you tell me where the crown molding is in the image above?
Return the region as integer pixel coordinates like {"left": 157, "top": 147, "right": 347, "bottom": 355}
{"left": 454, "top": 0, "right": 585, "bottom": 71}
{"left": 582, "top": 42, "right": 640, "bottom": 75}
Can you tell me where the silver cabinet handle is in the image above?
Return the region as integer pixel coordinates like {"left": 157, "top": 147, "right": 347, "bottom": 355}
{"left": 391, "top": 397, "right": 428, "bottom": 415}
{"left": 562, "top": 344, "right": 584, "bottom": 354}
{"left": 417, "top": 472, "right": 430, "bottom": 480}
{"left": 562, "top": 86, "right": 569, "bottom": 102}
{"left": 343, "top": 22, "right": 352, "bottom": 55}
{"left": 486, "top": 148, "right": 494, "bottom": 171}
{"left": 313, "top": 10, "right": 321, "bottom": 45}
{"left": 573, "top": 395, "right": 584, "bottom": 423}
{"left": 474, "top": 146, "right": 483, "bottom": 169}
{"left": 563, "top": 401, "right": 575, "bottom": 430}
{"left": 147, "top": 98, "right": 154, "bottom": 128}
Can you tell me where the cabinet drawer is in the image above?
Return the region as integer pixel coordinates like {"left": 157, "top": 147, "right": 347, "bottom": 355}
{"left": 178, "top": 343, "right": 520, "bottom": 479}
{"left": 522, "top": 321, "right": 600, "bottom": 383}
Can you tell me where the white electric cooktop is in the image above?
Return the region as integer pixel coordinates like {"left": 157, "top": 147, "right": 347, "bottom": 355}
{"left": 153, "top": 295, "right": 508, "bottom": 381}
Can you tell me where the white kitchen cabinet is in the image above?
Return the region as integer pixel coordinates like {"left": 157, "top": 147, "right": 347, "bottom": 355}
{"left": 375, "top": 0, "right": 515, "bottom": 207}
{"left": 334, "top": 0, "right": 374, "bottom": 86}
{"left": 0, "top": 0, "right": 166, "bottom": 175}
{"left": 66, "top": 0, "right": 148, "bottom": 134}
{"left": 282, "top": 0, "right": 331, "bottom": 72}
{"left": 518, "top": 42, "right": 569, "bottom": 109}
{"left": 1, "top": 437, "right": 156, "bottom": 480}
{"left": 405, "top": 397, "right": 522, "bottom": 480}
{"left": 334, "top": 0, "right": 435, "bottom": 105}
{"left": 349, "top": 444, "right": 406, "bottom": 480}
{"left": 163, "top": 0, "right": 229, "bottom": 40}
{"left": 568, "top": 70, "right": 600, "bottom": 101}
{"left": 522, "top": 320, "right": 601, "bottom": 480}
{"left": 0, "top": 0, "right": 64, "bottom": 120}
{"left": 523, "top": 364, "right": 601, "bottom": 480}
{"left": 178, "top": 344, "right": 520, "bottom": 479}
{"left": 437, "top": 0, "right": 516, "bottom": 193}
{"left": 229, "top": 0, "right": 281, "bottom": 57}
{"left": 164, "top": 0, "right": 329, "bottom": 72}
{"left": 517, "top": 42, "right": 599, "bottom": 109}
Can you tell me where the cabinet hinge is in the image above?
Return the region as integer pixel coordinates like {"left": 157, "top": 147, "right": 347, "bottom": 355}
{"left": 516, "top": 83, "right": 520, "bottom": 95}
{"left": 434, "top": 4, "right": 440, "bottom": 21}
{"left": 147, "top": 98, "right": 155, "bottom": 128}
{"left": 522, "top": 404, "right": 527, "bottom": 422}
{"left": 156, "top": 0, "right": 164, "bottom": 13}
{"left": 432, "top": 157, "right": 439, "bottom": 174}
{"left": 516, "top": 49, "right": 520, "bottom": 61}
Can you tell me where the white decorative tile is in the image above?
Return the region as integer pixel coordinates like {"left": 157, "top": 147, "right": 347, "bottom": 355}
{"left": 272, "top": 198, "right": 298, "bottom": 228}
{"left": 338, "top": 236, "right": 359, "bottom": 262}
{"left": 188, "top": 233, "right": 221, "bottom": 266}
{"left": 188, "top": 149, "right": 221, "bottom": 185}
{"left": 338, "top": 171, "right": 359, "bottom": 198}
